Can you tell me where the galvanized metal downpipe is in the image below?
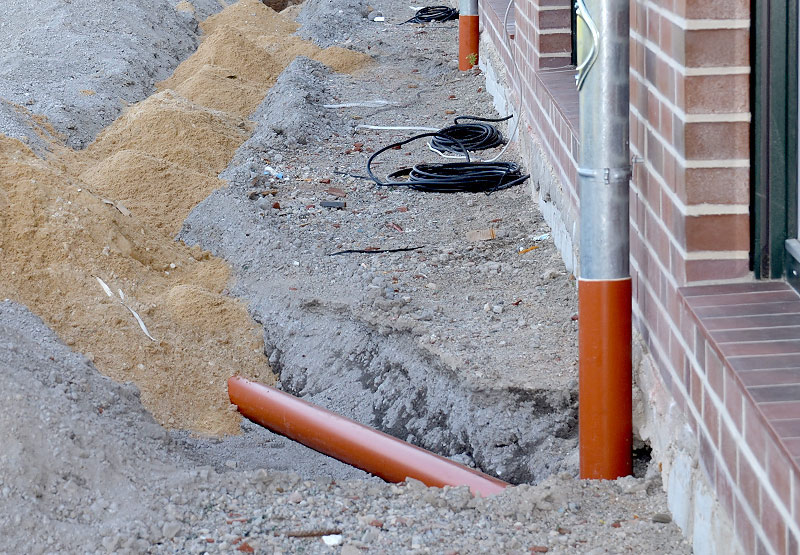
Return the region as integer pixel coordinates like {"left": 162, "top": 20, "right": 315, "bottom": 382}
{"left": 575, "top": 0, "right": 632, "bottom": 479}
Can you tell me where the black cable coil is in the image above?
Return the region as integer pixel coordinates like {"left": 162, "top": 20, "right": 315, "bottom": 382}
{"left": 366, "top": 131, "right": 529, "bottom": 194}
{"left": 429, "top": 115, "right": 512, "bottom": 154}
{"left": 400, "top": 6, "right": 459, "bottom": 24}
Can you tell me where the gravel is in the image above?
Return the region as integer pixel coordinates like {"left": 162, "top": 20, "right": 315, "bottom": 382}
{"left": 0, "top": 300, "right": 689, "bottom": 554}
{"left": 0, "top": 0, "right": 691, "bottom": 552}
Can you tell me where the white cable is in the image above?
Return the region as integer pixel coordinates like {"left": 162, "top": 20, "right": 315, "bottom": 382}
{"left": 482, "top": 0, "right": 521, "bottom": 163}
{"left": 324, "top": 100, "right": 397, "bottom": 108}
{"left": 356, "top": 124, "right": 439, "bottom": 131}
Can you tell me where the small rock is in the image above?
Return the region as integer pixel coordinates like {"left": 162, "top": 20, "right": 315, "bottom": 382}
{"left": 492, "top": 305, "right": 503, "bottom": 314}
{"left": 652, "top": 513, "right": 672, "bottom": 523}
{"left": 541, "top": 269, "right": 559, "bottom": 281}
{"left": 288, "top": 491, "right": 302, "bottom": 503}
{"left": 162, "top": 521, "right": 180, "bottom": 540}
{"left": 368, "top": 10, "right": 383, "bottom": 20}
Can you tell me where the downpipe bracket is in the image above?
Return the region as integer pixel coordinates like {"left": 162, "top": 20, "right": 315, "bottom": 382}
{"left": 578, "top": 166, "right": 632, "bottom": 185}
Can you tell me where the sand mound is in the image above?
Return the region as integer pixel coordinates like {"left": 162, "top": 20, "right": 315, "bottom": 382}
{"left": 171, "top": 63, "right": 270, "bottom": 116}
{"left": 201, "top": 0, "right": 299, "bottom": 37}
{"left": 0, "top": 0, "right": 373, "bottom": 438}
{"left": 78, "top": 149, "right": 226, "bottom": 236}
{"left": 257, "top": 33, "right": 321, "bottom": 67}
{"left": 314, "top": 46, "right": 373, "bottom": 73}
{"left": 175, "top": 0, "right": 195, "bottom": 13}
{"left": 254, "top": 35, "right": 373, "bottom": 74}
{"left": 160, "top": 25, "right": 280, "bottom": 91}
{"left": 82, "top": 90, "right": 248, "bottom": 175}
{"left": 0, "top": 137, "right": 274, "bottom": 435}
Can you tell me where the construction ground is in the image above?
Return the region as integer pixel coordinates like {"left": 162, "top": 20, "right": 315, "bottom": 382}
{"left": 1, "top": 0, "right": 692, "bottom": 552}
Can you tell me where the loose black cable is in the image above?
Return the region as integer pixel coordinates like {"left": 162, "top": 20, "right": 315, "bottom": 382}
{"left": 399, "top": 6, "right": 459, "bottom": 24}
{"left": 366, "top": 132, "right": 529, "bottom": 194}
{"left": 429, "top": 115, "right": 512, "bottom": 154}
{"left": 329, "top": 246, "right": 424, "bottom": 256}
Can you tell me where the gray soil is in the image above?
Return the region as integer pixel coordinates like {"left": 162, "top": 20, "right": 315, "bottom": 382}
{"left": 0, "top": 0, "right": 691, "bottom": 553}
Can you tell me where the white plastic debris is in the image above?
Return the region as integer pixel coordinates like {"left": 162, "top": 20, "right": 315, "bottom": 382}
{"left": 95, "top": 276, "right": 113, "bottom": 297}
{"left": 264, "top": 166, "right": 284, "bottom": 179}
{"left": 123, "top": 304, "right": 156, "bottom": 342}
{"left": 94, "top": 277, "right": 156, "bottom": 342}
{"left": 321, "top": 534, "right": 343, "bottom": 546}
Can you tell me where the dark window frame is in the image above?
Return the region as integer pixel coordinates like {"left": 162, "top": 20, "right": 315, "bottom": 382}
{"left": 752, "top": 0, "right": 799, "bottom": 282}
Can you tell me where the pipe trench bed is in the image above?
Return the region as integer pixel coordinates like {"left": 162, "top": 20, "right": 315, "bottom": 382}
{"left": 202, "top": 287, "right": 580, "bottom": 487}
{"left": 228, "top": 376, "right": 508, "bottom": 496}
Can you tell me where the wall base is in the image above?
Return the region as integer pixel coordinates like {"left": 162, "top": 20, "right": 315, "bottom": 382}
{"left": 479, "top": 32, "right": 743, "bottom": 555}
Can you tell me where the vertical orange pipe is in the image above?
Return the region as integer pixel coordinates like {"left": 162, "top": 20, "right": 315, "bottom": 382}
{"left": 578, "top": 278, "right": 632, "bottom": 479}
{"left": 228, "top": 376, "right": 508, "bottom": 497}
{"left": 458, "top": 14, "right": 479, "bottom": 70}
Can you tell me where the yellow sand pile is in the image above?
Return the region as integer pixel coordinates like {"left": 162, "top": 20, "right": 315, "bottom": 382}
{"left": 162, "top": 0, "right": 372, "bottom": 116}
{"left": 78, "top": 150, "right": 225, "bottom": 236}
{"left": 0, "top": 0, "right": 373, "bottom": 436}
{"left": 0, "top": 136, "right": 271, "bottom": 434}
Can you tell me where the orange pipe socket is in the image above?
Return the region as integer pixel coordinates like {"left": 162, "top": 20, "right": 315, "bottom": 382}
{"left": 578, "top": 278, "right": 632, "bottom": 479}
{"left": 228, "top": 376, "right": 508, "bottom": 497}
{"left": 458, "top": 15, "right": 479, "bottom": 70}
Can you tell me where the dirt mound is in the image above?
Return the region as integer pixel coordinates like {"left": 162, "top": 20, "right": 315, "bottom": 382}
{"left": 170, "top": 64, "right": 269, "bottom": 116}
{"left": 296, "top": 0, "right": 370, "bottom": 48}
{"left": 0, "top": 0, "right": 201, "bottom": 148}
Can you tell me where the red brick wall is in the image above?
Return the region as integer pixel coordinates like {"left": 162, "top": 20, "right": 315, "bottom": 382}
{"left": 478, "top": 0, "right": 777, "bottom": 551}
{"left": 629, "top": 1, "right": 751, "bottom": 291}
{"left": 629, "top": 2, "right": 757, "bottom": 549}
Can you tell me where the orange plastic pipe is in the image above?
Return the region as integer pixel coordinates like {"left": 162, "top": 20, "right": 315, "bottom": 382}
{"left": 578, "top": 278, "right": 632, "bottom": 479}
{"left": 228, "top": 376, "right": 508, "bottom": 497}
{"left": 458, "top": 15, "right": 479, "bottom": 70}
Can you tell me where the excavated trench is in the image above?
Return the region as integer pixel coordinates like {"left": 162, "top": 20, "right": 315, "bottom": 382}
{"left": 1, "top": 0, "right": 582, "bottom": 487}
{"left": 256, "top": 300, "right": 577, "bottom": 484}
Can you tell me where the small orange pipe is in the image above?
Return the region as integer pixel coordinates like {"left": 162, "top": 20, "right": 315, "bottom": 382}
{"left": 578, "top": 278, "right": 632, "bottom": 479}
{"left": 458, "top": 15, "right": 479, "bottom": 70}
{"left": 228, "top": 376, "right": 508, "bottom": 497}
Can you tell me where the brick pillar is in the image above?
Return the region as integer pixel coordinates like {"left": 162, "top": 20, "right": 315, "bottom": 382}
{"left": 532, "top": 0, "right": 572, "bottom": 70}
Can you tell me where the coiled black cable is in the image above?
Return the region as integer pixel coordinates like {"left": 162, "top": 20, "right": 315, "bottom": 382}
{"left": 429, "top": 115, "right": 512, "bottom": 154}
{"left": 399, "top": 6, "right": 459, "bottom": 24}
{"left": 366, "top": 131, "right": 529, "bottom": 194}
